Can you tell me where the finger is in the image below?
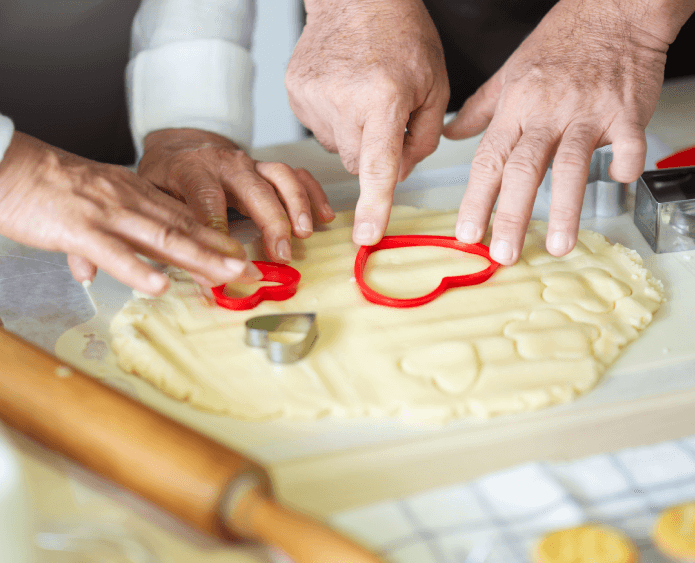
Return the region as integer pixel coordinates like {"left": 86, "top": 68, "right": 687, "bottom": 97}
{"left": 455, "top": 116, "right": 521, "bottom": 244}
{"left": 173, "top": 164, "right": 230, "bottom": 235}
{"left": 606, "top": 117, "right": 647, "bottom": 183}
{"left": 333, "top": 123, "right": 364, "bottom": 176}
{"left": 255, "top": 161, "right": 314, "bottom": 239}
{"left": 294, "top": 168, "right": 335, "bottom": 223}
{"left": 67, "top": 254, "right": 97, "bottom": 285}
{"left": 120, "top": 175, "right": 250, "bottom": 262}
{"left": 546, "top": 123, "right": 600, "bottom": 256}
{"left": 444, "top": 72, "right": 504, "bottom": 140}
{"left": 399, "top": 86, "right": 449, "bottom": 181}
{"left": 353, "top": 110, "right": 409, "bottom": 245}
{"left": 489, "top": 125, "right": 559, "bottom": 265}
{"left": 74, "top": 231, "right": 170, "bottom": 296}
{"left": 103, "top": 210, "right": 259, "bottom": 286}
{"left": 222, "top": 169, "right": 294, "bottom": 263}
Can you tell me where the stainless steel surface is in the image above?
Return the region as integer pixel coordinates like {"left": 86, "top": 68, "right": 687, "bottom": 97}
{"left": 0, "top": 241, "right": 95, "bottom": 352}
{"left": 634, "top": 166, "right": 695, "bottom": 253}
{"left": 245, "top": 313, "right": 318, "bottom": 363}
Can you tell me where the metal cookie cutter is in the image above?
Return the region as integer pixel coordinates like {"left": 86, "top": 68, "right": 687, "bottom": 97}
{"left": 534, "top": 146, "right": 627, "bottom": 219}
{"left": 634, "top": 166, "right": 695, "bottom": 253}
{"left": 245, "top": 313, "right": 318, "bottom": 363}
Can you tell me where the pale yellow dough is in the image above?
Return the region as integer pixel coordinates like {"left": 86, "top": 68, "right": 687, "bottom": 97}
{"left": 110, "top": 207, "right": 664, "bottom": 422}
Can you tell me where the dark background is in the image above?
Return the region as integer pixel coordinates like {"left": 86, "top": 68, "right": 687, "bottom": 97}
{"left": 0, "top": 0, "right": 692, "bottom": 165}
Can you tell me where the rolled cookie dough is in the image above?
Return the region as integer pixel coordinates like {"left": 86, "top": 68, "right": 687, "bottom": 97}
{"left": 110, "top": 207, "right": 664, "bottom": 422}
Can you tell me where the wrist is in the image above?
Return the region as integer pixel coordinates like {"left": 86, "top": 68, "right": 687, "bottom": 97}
{"left": 565, "top": 0, "right": 695, "bottom": 46}
{"left": 0, "top": 133, "right": 50, "bottom": 194}
{"left": 143, "top": 128, "right": 239, "bottom": 154}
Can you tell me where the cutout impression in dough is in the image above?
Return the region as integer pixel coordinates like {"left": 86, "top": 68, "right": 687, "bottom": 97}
{"left": 110, "top": 207, "right": 664, "bottom": 422}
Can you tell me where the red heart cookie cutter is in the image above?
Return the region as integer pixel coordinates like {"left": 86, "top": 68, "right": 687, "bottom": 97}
{"left": 354, "top": 235, "right": 500, "bottom": 308}
{"left": 212, "top": 261, "right": 301, "bottom": 311}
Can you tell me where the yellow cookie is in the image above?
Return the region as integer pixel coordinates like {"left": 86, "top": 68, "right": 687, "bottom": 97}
{"left": 653, "top": 502, "right": 695, "bottom": 561}
{"left": 534, "top": 524, "right": 639, "bottom": 563}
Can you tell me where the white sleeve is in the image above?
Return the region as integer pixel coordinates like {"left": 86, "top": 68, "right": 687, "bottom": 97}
{"left": 127, "top": 0, "right": 255, "bottom": 159}
{"left": 0, "top": 115, "right": 14, "bottom": 162}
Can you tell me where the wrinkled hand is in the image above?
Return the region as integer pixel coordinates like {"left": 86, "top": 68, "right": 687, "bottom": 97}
{"left": 445, "top": 0, "right": 682, "bottom": 265}
{"left": 286, "top": 0, "right": 449, "bottom": 246}
{"left": 138, "top": 128, "right": 335, "bottom": 263}
{"left": 0, "top": 132, "right": 261, "bottom": 295}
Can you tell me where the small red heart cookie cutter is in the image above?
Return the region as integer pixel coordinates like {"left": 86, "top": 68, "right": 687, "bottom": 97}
{"left": 212, "top": 261, "right": 300, "bottom": 311}
{"left": 354, "top": 235, "right": 500, "bottom": 308}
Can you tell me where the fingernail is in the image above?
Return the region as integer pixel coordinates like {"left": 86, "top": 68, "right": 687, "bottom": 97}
{"left": 323, "top": 203, "right": 335, "bottom": 219}
{"left": 298, "top": 212, "right": 312, "bottom": 233}
{"left": 456, "top": 221, "right": 479, "bottom": 242}
{"left": 354, "top": 222, "right": 376, "bottom": 245}
{"left": 148, "top": 273, "right": 168, "bottom": 293}
{"left": 491, "top": 240, "right": 513, "bottom": 262}
{"left": 224, "top": 258, "right": 245, "bottom": 275}
{"left": 277, "top": 239, "right": 292, "bottom": 261}
{"left": 550, "top": 232, "right": 569, "bottom": 253}
{"left": 245, "top": 261, "right": 263, "bottom": 281}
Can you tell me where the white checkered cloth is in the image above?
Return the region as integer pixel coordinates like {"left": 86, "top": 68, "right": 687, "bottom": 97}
{"left": 331, "top": 435, "right": 695, "bottom": 563}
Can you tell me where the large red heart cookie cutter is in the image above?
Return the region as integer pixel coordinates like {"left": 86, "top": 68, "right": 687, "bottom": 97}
{"left": 212, "top": 261, "right": 300, "bottom": 311}
{"left": 354, "top": 235, "right": 500, "bottom": 308}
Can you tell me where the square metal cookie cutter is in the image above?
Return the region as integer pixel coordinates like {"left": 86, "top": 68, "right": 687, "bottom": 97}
{"left": 245, "top": 313, "right": 318, "bottom": 363}
{"left": 534, "top": 146, "right": 627, "bottom": 219}
{"left": 634, "top": 166, "right": 695, "bottom": 253}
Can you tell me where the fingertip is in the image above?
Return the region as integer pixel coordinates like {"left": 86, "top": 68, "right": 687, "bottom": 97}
{"left": 455, "top": 220, "right": 483, "bottom": 244}
{"left": 546, "top": 230, "right": 574, "bottom": 257}
{"left": 146, "top": 272, "right": 170, "bottom": 296}
{"left": 489, "top": 238, "right": 517, "bottom": 266}
{"left": 353, "top": 221, "right": 382, "bottom": 246}
{"left": 67, "top": 255, "right": 98, "bottom": 285}
{"left": 607, "top": 129, "right": 647, "bottom": 183}
{"left": 274, "top": 239, "right": 292, "bottom": 263}
{"left": 320, "top": 202, "right": 336, "bottom": 223}
{"left": 295, "top": 212, "right": 313, "bottom": 238}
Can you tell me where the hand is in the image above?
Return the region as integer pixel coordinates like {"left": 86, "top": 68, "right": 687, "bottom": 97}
{"left": 286, "top": 0, "right": 449, "bottom": 246}
{"left": 0, "top": 132, "right": 262, "bottom": 295}
{"left": 138, "top": 128, "right": 335, "bottom": 263}
{"left": 445, "top": 0, "right": 689, "bottom": 265}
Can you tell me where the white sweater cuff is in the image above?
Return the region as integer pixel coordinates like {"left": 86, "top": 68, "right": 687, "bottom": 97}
{"left": 127, "top": 39, "right": 254, "bottom": 160}
{"left": 0, "top": 115, "right": 15, "bottom": 162}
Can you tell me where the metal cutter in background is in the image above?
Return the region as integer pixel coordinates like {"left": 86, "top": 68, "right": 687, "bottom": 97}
{"left": 634, "top": 166, "right": 695, "bottom": 253}
{"left": 533, "top": 146, "right": 627, "bottom": 220}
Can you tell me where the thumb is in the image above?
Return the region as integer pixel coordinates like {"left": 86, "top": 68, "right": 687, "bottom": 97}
{"left": 444, "top": 71, "right": 504, "bottom": 140}
{"left": 177, "top": 165, "right": 230, "bottom": 235}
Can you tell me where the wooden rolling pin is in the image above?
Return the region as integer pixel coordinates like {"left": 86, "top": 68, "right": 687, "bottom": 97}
{"left": 0, "top": 327, "right": 385, "bottom": 563}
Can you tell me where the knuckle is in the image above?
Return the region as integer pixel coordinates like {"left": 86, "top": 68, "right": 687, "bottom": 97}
{"left": 174, "top": 212, "right": 199, "bottom": 234}
{"left": 492, "top": 211, "right": 525, "bottom": 237}
{"left": 503, "top": 158, "right": 545, "bottom": 182}
{"left": 260, "top": 161, "right": 293, "bottom": 177}
{"left": 154, "top": 224, "right": 180, "bottom": 249}
{"left": 549, "top": 203, "right": 579, "bottom": 225}
{"left": 471, "top": 151, "right": 504, "bottom": 183}
{"left": 360, "top": 158, "right": 396, "bottom": 183}
{"left": 243, "top": 179, "right": 274, "bottom": 204}
{"left": 340, "top": 153, "right": 360, "bottom": 175}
